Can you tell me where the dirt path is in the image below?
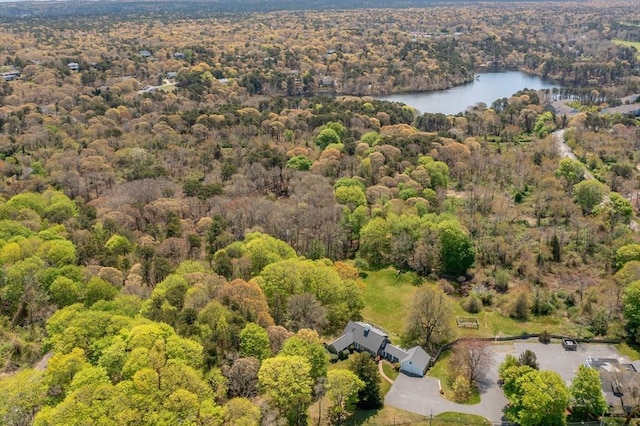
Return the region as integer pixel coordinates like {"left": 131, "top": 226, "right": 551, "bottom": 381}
{"left": 378, "top": 360, "right": 394, "bottom": 384}
{"left": 34, "top": 352, "right": 53, "bottom": 371}
{"left": 0, "top": 351, "right": 53, "bottom": 380}
{"left": 554, "top": 129, "right": 639, "bottom": 232}
{"left": 553, "top": 129, "right": 594, "bottom": 180}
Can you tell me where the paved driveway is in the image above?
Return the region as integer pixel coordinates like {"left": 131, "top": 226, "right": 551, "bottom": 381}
{"left": 384, "top": 340, "right": 629, "bottom": 423}
{"left": 513, "top": 342, "right": 630, "bottom": 385}
{"left": 384, "top": 344, "right": 511, "bottom": 424}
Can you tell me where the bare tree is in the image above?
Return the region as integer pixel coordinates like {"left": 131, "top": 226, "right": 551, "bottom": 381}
{"left": 266, "top": 325, "right": 293, "bottom": 354}
{"left": 451, "top": 340, "right": 493, "bottom": 386}
{"left": 404, "top": 285, "right": 455, "bottom": 352}
{"left": 286, "top": 293, "right": 328, "bottom": 333}
{"left": 224, "top": 356, "right": 261, "bottom": 398}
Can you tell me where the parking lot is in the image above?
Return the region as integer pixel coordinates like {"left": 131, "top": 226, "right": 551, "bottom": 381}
{"left": 513, "top": 341, "right": 629, "bottom": 384}
{"left": 384, "top": 340, "right": 630, "bottom": 423}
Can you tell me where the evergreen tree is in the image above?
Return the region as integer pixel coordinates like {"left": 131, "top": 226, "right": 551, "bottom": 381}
{"left": 348, "top": 352, "right": 382, "bottom": 410}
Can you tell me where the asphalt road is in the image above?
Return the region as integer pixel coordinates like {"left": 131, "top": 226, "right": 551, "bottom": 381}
{"left": 385, "top": 344, "right": 511, "bottom": 424}
{"left": 384, "top": 341, "right": 629, "bottom": 424}
{"left": 553, "top": 129, "right": 594, "bottom": 179}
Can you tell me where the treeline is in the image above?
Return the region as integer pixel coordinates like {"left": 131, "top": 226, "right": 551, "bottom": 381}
{"left": 0, "top": 190, "right": 379, "bottom": 425}
{"left": 2, "top": 2, "right": 638, "bottom": 99}
{"left": 0, "top": 0, "right": 564, "bottom": 21}
{"left": 0, "top": 5, "right": 639, "bottom": 424}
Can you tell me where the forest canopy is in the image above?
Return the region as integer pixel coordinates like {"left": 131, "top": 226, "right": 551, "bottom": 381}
{"left": 0, "top": 1, "right": 639, "bottom": 424}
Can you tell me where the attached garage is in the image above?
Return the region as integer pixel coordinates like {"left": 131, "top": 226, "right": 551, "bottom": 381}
{"left": 400, "top": 346, "right": 431, "bottom": 377}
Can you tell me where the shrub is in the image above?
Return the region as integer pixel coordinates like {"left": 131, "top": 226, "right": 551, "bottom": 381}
{"left": 531, "top": 291, "right": 555, "bottom": 316}
{"left": 339, "top": 350, "right": 350, "bottom": 360}
{"left": 495, "top": 269, "right": 510, "bottom": 293}
{"left": 538, "top": 330, "right": 551, "bottom": 344}
{"left": 451, "top": 375, "right": 473, "bottom": 403}
{"left": 589, "top": 310, "right": 609, "bottom": 336}
{"left": 478, "top": 292, "right": 494, "bottom": 306}
{"left": 510, "top": 292, "right": 530, "bottom": 320}
{"left": 438, "top": 279, "right": 455, "bottom": 295}
{"left": 564, "top": 292, "right": 576, "bottom": 308}
{"left": 518, "top": 350, "right": 539, "bottom": 370}
{"left": 464, "top": 296, "right": 482, "bottom": 314}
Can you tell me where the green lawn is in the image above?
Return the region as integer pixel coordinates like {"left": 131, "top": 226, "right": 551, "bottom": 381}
{"left": 435, "top": 412, "right": 491, "bottom": 425}
{"left": 340, "top": 408, "right": 490, "bottom": 425}
{"left": 381, "top": 361, "right": 399, "bottom": 381}
{"left": 327, "top": 358, "right": 352, "bottom": 371}
{"left": 427, "top": 351, "right": 480, "bottom": 405}
{"left": 361, "top": 269, "right": 581, "bottom": 343}
{"left": 455, "top": 307, "right": 573, "bottom": 338}
{"left": 613, "top": 39, "right": 640, "bottom": 58}
{"left": 616, "top": 342, "right": 640, "bottom": 360}
{"left": 361, "top": 269, "right": 418, "bottom": 338}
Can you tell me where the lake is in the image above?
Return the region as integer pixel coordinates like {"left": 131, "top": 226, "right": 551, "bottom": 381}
{"left": 377, "top": 71, "right": 561, "bottom": 115}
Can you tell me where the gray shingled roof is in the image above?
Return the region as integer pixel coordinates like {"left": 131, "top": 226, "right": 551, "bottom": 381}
{"left": 327, "top": 321, "right": 390, "bottom": 355}
{"left": 402, "top": 346, "right": 431, "bottom": 372}
{"left": 348, "top": 321, "right": 388, "bottom": 354}
{"left": 328, "top": 331, "right": 353, "bottom": 353}
{"left": 384, "top": 343, "right": 409, "bottom": 361}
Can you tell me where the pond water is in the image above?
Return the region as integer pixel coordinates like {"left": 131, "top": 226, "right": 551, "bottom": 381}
{"left": 377, "top": 71, "right": 561, "bottom": 115}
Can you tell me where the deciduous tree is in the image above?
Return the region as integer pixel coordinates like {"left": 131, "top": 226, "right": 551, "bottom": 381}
{"left": 326, "top": 369, "right": 364, "bottom": 425}
{"left": 280, "top": 329, "right": 328, "bottom": 381}
{"left": 573, "top": 180, "right": 608, "bottom": 214}
{"left": 438, "top": 221, "right": 475, "bottom": 276}
{"left": 286, "top": 292, "right": 328, "bottom": 333}
{"left": 224, "top": 357, "right": 260, "bottom": 398}
{"left": 570, "top": 365, "right": 607, "bottom": 421}
{"left": 623, "top": 281, "right": 640, "bottom": 343}
{"left": 404, "top": 284, "right": 455, "bottom": 352}
{"left": 258, "top": 355, "right": 313, "bottom": 426}
{"left": 224, "top": 397, "right": 261, "bottom": 426}
{"left": 505, "top": 370, "right": 569, "bottom": 426}
{"left": 239, "top": 323, "right": 271, "bottom": 360}
{"left": 451, "top": 340, "right": 493, "bottom": 386}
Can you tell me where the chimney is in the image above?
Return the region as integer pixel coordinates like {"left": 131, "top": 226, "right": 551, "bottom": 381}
{"left": 363, "top": 324, "right": 371, "bottom": 337}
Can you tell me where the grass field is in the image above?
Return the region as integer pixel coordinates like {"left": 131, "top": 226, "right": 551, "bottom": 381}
{"left": 381, "top": 362, "right": 399, "bottom": 381}
{"left": 361, "top": 269, "right": 418, "bottom": 339}
{"left": 612, "top": 39, "right": 640, "bottom": 58}
{"left": 327, "top": 358, "right": 352, "bottom": 371}
{"left": 361, "top": 268, "right": 580, "bottom": 343}
{"left": 339, "top": 409, "right": 491, "bottom": 426}
{"left": 616, "top": 342, "right": 640, "bottom": 360}
{"left": 427, "top": 350, "right": 480, "bottom": 404}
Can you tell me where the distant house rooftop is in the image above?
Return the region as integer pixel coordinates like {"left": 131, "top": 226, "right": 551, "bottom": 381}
{"left": 139, "top": 50, "right": 152, "bottom": 58}
{"left": 67, "top": 62, "right": 79, "bottom": 71}
{"left": 320, "top": 75, "right": 335, "bottom": 87}
{"left": 588, "top": 357, "right": 640, "bottom": 416}
{"left": 601, "top": 103, "right": 640, "bottom": 116}
{"left": 1, "top": 70, "right": 21, "bottom": 81}
{"left": 173, "top": 52, "right": 185, "bottom": 60}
